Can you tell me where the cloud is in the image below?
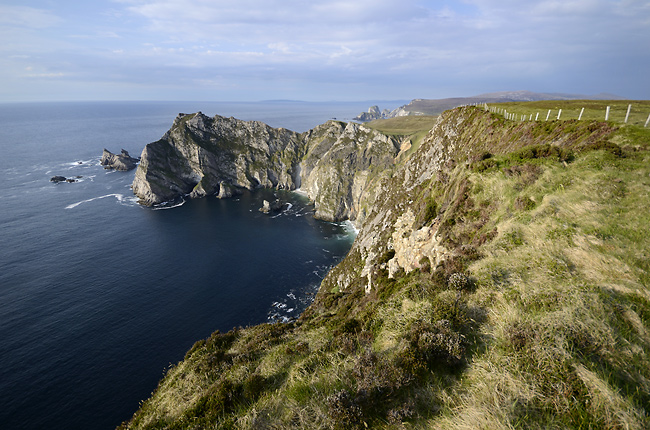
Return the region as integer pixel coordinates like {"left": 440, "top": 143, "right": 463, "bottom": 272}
{"left": 0, "top": 5, "right": 61, "bottom": 28}
{"left": 1, "top": 0, "right": 649, "bottom": 101}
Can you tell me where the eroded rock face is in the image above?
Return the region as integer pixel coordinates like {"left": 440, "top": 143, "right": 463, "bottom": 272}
{"left": 132, "top": 112, "right": 305, "bottom": 206}
{"left": 132, "top": 113, "right": 400, "bottom": 222}
{"left": 300, "top": 121, "right": 400, "bottom": 222}
{"left": 387, "top": 209, "right": 447, "bottom": 278}
{"left": 318, "top": 111, "right": 463, "bottom": 295}
{"left": 101, "top": 149, "right": 140, "bottom": 171}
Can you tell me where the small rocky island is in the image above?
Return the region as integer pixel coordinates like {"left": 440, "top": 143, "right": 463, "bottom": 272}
{"left": 259, "top": 198, "right": 286, "bottom": 214}
{"left": 50, "top": 175, "right": 81, "bottom": 183}
{"left": 100, "top": 149, "right": 140, "bottom": 171}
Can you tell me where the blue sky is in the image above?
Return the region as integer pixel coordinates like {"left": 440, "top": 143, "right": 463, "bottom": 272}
{"left": 1, "top": 0, "right": 649, "bottom": 102}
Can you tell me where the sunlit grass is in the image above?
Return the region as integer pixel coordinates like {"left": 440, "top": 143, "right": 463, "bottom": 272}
{"left": 365, "top": 115, "right": 439, "bottom": 162}
{"left": 438, "top": 130, "right": 650, "bottom": 429}
{"left": 489, "top": 100, "right": 650, "bottom": 126}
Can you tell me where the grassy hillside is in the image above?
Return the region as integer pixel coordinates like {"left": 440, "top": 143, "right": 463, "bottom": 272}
{"left": 365, "top": 116, "right": 438, "bottom": 162}
{"left": 490, "top": 100, "right": 650, "bottom": 126}
{"left": 120, "top": 104, "right": 650, "bottom": 429}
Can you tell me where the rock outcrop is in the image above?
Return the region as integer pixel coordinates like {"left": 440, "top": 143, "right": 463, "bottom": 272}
{"left": 132, "top": 112, "right": 306, "bottom": 206}
{"left": 300, "top": 121, "right": 400, "bottom": 222}
{"left": 101, "top": 149, "right": 140, "bottom": 171}
{"left": 132, "top": 113, "right": 401, "bottom": 222}
{"left": 259, "top": 199, "right": 285, "bottom": 213}
{"left": 50, "top": 175, "right": 81, "bottom": 183}
{"left": 353, "top": 105, "right": 396, "bottom": 122}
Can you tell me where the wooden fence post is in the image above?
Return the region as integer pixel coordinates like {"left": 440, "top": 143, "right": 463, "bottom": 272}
{"left": 557, "top": 109, "right": 562, "bottom": 120}
{"left": 625, "top": 104, "right": 632, "bottom": 123}
{"left": 605, "top": 106, "right": 610, "bottom": 121}
{"left": 535, "top": 112, "right": 539, "bottom": 121}
{"left": 546, "top": 110, "right": 551, "bottom": 121}
{"left": 578, "top": 107, "right": 584, "bottom": 120}
{"left": 645, "top": 113, "right": 650, "bottom": 128}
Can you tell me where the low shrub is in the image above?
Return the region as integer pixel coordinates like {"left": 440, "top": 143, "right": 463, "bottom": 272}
{"left": 327, "top": 389, "right": 364, "bottom": 429}
{"left": 448, "top": 272, "right": 470, "bottom": 291}
{"left": 514, "top": 196, "right": 536, "bottom": 211}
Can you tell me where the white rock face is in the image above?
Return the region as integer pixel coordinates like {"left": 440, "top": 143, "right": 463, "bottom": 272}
{"left": 387, "top": 210, "right": 447, "bottom": 278}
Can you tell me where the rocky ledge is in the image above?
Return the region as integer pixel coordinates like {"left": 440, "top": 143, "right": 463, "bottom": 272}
{"left": 101, "top": 149, "right": 140, "bottom": 171}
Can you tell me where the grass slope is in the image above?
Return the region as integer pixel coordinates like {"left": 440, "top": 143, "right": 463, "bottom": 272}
{"left": 366, "top": 116, "right": 439, "bottom": 163}
{"left": 120, "top": 104, "right": 650, "bottom": 429}
{"left": 491, "top": 100, "right": 650, "bottom": 126}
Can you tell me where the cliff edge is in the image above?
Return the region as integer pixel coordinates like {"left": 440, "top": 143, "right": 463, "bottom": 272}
{"left": 121, "top": 105, "right": 650, "bottom": 429}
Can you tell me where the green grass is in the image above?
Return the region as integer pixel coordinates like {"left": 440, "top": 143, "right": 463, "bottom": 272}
{"left": 489, "top": 100, "right": 650, "bottom": 126}
{"left": 366, "top": 115, "right": 439, "bottom": 161}
{"left": 366, "top": 116, "right": 439, "bottom": 136}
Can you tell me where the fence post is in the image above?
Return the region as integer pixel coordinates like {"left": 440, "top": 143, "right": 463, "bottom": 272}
{"left": 535, "top": 112, "right": 539, "bottom": 121}
{"left": 578, "top": 107, "right": 584, "bottom": 120}
{"left": 546, "top": 110, "right": 551, "bottom": 121}
{"left": 605, "top": 106, "right": 610, "bottom": 121}
{"left": 645, "top": 113, "right": 650, "bottom": 128}
{"left": 557, "top": 109, "right": 562, "bottom": 120}
{"left": 624, "top": 104, "right": 632, "bottom": 123}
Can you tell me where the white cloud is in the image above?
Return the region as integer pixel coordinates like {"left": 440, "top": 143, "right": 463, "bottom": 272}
{"left": 0, "top": 5, "right": 61, "bottom": 28}
{"left": 2, "top": 0, "right": 649, "bottom": 100}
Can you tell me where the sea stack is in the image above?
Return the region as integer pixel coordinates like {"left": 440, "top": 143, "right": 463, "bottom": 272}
{"left": 100, "top": 148, "right": 140, "bottom": 171}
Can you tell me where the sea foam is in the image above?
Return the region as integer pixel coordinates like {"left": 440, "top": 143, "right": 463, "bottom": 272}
{"left": 65, "top": 193, "right": 127, "bottom": 209}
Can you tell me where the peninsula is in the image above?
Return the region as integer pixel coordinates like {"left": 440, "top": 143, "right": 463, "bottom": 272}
{"left": 122, "top": 101, "right": 650, "bottom": 429}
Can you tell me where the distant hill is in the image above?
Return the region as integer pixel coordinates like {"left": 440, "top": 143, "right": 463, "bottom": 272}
{"left": 354, "top": 90, "right": 627, "bottom": 121}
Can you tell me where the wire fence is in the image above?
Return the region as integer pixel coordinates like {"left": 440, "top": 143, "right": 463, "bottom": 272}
{"left": 460, "top": 102, "right": 650, "bottom": 128}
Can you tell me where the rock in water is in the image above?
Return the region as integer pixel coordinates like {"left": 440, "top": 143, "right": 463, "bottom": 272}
{"left": 260, "top": 200, "right": 272, "bottom": 213}
{"left": 101, "top": 148, "right": 140, "bottom": 171}
{"left": 50, "top": 175, "right": 81, "bottom": 183}
{"left": 259, "top": 199, "right": 284, "bottom": 213}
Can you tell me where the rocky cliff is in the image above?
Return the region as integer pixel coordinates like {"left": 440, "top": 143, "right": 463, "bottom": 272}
{"left": 121, "top": 105, "right": 650, "bottom": 429}
{"left": 132, "top": 112, "right": 401, "bottom": 222}
{"left": 132, "top": 112, "right": 305, "bottom": 205}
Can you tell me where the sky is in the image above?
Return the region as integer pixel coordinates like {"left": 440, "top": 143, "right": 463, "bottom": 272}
{"left": 1, "top": 0, "right": 649, "bottom": 102}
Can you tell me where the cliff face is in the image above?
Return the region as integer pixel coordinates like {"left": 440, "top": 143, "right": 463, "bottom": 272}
{"left": 121, "top": 106, "right": 650, "bottom": 430}
{"left": 132, "top": 113, "right": 400, "bottom": 222}
{"left": 132, "top": 112, "right": 305, "bottom": 205}
{"left": 300, "top": 121, "right": 400, "bottom": 222}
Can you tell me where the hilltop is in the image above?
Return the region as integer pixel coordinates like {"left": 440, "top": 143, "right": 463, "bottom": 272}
{"left": 121, "top": 101, "right": 650, "bottom": 429}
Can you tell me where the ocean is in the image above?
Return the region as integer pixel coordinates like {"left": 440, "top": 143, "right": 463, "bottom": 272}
{"left": 0, "top": 100, "right": 378, "bottom": 430}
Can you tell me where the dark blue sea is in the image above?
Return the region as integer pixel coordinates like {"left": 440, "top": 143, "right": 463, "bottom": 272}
{"left": 0, "top": 101, "right": 379, "bottom": 430}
